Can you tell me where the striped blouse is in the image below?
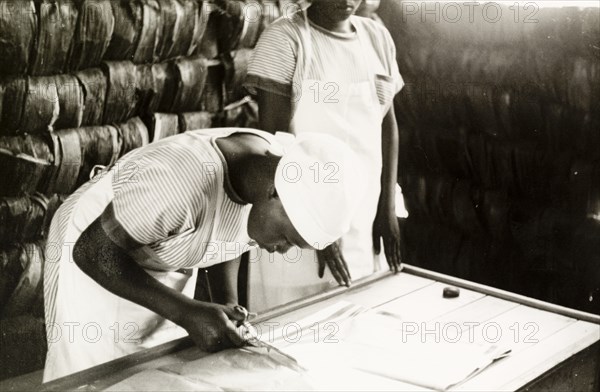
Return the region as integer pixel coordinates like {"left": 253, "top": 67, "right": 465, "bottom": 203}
{"left": 101, "top": 129, "right": 263, "bottom": 270}
{"left": 43, "top": 128, "right": 266, "bottom": 337}
{"left": 245, "top": 12, "right": 404, "bottom": 104}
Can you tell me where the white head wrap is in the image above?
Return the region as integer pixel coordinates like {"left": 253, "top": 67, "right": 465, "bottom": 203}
{"left": 273, "top": 132, "right": 366, "bottom": 250}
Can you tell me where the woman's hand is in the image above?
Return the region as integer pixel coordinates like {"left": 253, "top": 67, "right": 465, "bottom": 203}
{"left": 317, "top": 241, "right": 351, "bottom": 287}
{"left": 373, "top": 204, "right": 402, "bottom": 273}
{"left": 179, "top": 301, "right": 247, "bottom": 353}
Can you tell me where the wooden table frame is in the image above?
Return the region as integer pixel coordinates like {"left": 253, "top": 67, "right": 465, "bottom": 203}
{"left": 2, "top": 265, "right": 598, "bottom": 391}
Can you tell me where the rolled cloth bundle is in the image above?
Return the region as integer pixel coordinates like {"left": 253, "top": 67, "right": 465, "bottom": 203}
{"left": 48, "top": 129, "right": 81, "bottom": 194}
{"left": 7, "top": 75, "right": 82, "bottom": 135}
{"left": 200, "top": 61, "right": 224, "bottom": 113}
{"left": 102, "top": 61, "right": 139, "bottom": 124}
{"left": 178, "top": 111, "right": 212, "bottom": 132}
{"left": 20, "top": 77, "right": 59, "bottom": 134}
{"left": 0, "top": 77, "right": 27, "bottom": 134}
{"left": 1, "top": 241, "right": 45, "bottom": 318}
{"left": 67, "top": 0, "right": 115, "bottom": 71}
{"left": 0, "top": 245, "right": 27, "bottom": 311}
{"left": 224, "top": 49, "right": 253, "bottom": 104}
{"left": 171, "top": 56, "right": 209, "bottom": 112}
{"left": 197, "top": 8, "right": 219, "bottom": 59}
{"left": 216, "top": 0, "right": 262, "bottom": 52}
{"left": 135, "top": 63, "right": 156, "bottom": 115}
{"left": 150, "top": 62, "right": 177, "bottom": 113}
{"left": 48, "top": 124, "right": 122, "bottom": 192}
{"left": 0, "top": 0, "right": 37, "bottom": 75}
{"left": 0, "top": 194, "right": 49, "bottom": 244}
{"left": 147, "top": 113, "right": 179, "bottom": 142}
{"left": 0, "top": 151, "right": 51, "bottom": 197}
{"left": 134, "top": 0, "right": 161, "bottom": 63}
{"left": 104, "top": 0, "right": 142, "bottom": 61}
{"left": 76, "top": 125, "right": 121, "bottom": 185}
{"left": 165, "top": 0, "right": 199, "bottom": 59}
{"left": 0, "top": 135, "right": 53, "bottom": 196}
{"left": 75, "top": 68, "right": 107, "bottom": 127}
{"left": 30, "top": 0, "right": 78, "bottom": 75}
{"left": 154, "top": 0, "right": 179, "bottom": 60}
{"left": 188, "top": 0, "right": 210, "bottom": 56}
{"left": 117, "top": 117, "right": 149, "bottom": 157}
{"left": 54, "top": 74, "right": 84, "bottom": 130}
{"left": 0, "top": 134, "right": 53, "bottom": 160}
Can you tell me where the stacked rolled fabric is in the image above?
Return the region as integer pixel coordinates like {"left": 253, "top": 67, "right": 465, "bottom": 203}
{"left": 379, "top": 1, "right": 600, "bottom": 312}
{"left": 0, "top": 2, "right": 296, "bottom": 363}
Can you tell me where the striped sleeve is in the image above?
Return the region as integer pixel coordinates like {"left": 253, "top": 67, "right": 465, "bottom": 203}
{"left": 245, "top": 19, "right": 299, "bottom": 97}
{"left": 100, "top": 153, "right": 199, "bottom": 250}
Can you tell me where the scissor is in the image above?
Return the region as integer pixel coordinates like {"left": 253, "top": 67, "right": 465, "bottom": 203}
{"left": 234, "top": 306, "right": 307, "bottom": 371}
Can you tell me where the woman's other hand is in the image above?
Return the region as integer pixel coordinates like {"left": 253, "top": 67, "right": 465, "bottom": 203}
{"left": 373, "top": 206, "right": 402, "bottom": 273}
{"left": 317, "top": 241, "right": 351, "bottom": 287}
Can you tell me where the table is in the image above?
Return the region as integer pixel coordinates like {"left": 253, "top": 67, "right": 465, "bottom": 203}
{"left": 2, "top": 265, "right": 599, "bottom": 391}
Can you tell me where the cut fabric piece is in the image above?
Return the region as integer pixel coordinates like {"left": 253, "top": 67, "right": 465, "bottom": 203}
{"left": 158, "top": 347, "right": 313, "bottom": 391}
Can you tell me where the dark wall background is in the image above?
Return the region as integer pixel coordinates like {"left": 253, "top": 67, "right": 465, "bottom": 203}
{"left": 379, "top": 0, "right": 600, "bottom": 314}
{"left": 0, "top": 0, "right": 270, "bottom": 380}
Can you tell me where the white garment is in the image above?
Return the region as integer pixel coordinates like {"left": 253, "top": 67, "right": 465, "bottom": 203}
{"left": 43, "top": 171, "right": 198, "bottom": 382}
{"left": 249, "top": 14, "right": 400, "bottom": 312}
{"left": 43, "top": 128, "right": 270, "bottom": 382}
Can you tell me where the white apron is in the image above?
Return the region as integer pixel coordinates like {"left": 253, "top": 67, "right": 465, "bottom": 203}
{"left": 43, "top": 169, "right": 198, "bottom": 382}
{"left": 249, "top": 14, "right": 394, "bottom": 312}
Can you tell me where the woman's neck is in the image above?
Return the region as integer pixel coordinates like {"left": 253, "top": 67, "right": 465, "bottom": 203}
{"left": 307, "top": 7, "right": 353, "bottom": 34}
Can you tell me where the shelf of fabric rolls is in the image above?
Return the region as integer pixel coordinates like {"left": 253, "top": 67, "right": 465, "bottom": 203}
{"left": 0, "top": 0, "right": 291, "bottom": 381}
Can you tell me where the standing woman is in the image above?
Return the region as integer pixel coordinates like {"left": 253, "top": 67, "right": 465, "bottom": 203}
{"left": 245, "top": 0, "right": 404, "bottom": 308}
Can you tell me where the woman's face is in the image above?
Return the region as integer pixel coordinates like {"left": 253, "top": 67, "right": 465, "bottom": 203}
{"left": 309, "top": 0, "right": 363, "bottom": 22}
{"left": 247, "top": 198, "right": 312, "bottom": 254}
